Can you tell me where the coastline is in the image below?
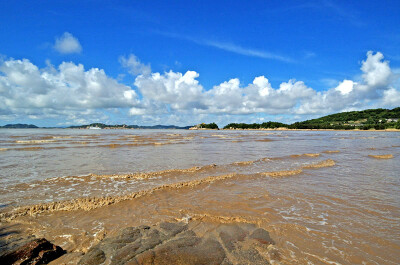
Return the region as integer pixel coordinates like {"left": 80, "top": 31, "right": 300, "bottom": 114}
{"left": 1, "top": 127, "right": 399, "bottom": 131}
{"left": 221, "top": 128, "right": 400, "bottom": 132}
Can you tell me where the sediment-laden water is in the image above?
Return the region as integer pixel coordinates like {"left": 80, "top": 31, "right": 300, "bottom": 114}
{"left": 0, "top": 129, "right": 399, "bottom": 264}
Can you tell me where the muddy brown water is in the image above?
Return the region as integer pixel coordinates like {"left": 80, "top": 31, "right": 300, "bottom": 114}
{"left": 0, "top": 129, "right": 399, "bottom": 264}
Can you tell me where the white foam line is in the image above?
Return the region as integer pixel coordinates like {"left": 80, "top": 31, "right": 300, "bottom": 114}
{"left": 304, "top": 252, "right": 342, "bottom": 265}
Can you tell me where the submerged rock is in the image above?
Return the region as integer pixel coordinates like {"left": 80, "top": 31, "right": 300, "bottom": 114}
{"left": 0, "top": 238, "right": 65, "bottom": 265}
{"left": 79, "top": 222, "right": 278, "bottom": 265}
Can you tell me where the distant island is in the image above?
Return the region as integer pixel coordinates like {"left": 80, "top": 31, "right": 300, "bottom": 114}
{"left": 0, "top": 123, "right": 39, "bottom": 129}
{"left": 68, "top": 123, "right": 193, "bottom": 130}
{"left": 1, "top": 108, "right": 399, "bottom": 130}
{"left": 0, "top": 123, "right": 192, "bottom": 130}
{"left": 223, "top": 121, "right": 288, "bottom": 130}
{"left": 189, "top": 123, "right": 219, "bottom": 130}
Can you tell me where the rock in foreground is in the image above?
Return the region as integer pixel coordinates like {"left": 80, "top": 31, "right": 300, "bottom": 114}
{"left": 0, "top": 238, "right": 65, "bottom": 265}
{"left": 79, "top": 221, "right": 279, "bottom": 265}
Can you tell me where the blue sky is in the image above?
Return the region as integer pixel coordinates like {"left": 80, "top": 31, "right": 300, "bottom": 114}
{"left": 1, "top": 0, "right": 400, "bottom": 126}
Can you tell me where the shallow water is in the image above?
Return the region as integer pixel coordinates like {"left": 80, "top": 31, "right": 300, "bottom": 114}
{"left": 0, "top": 129, "right": 399, "bottom": 264}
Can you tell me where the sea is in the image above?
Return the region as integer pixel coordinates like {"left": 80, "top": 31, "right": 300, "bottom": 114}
{"left": 0, "top": 129, "right": 399, "bottom": 264}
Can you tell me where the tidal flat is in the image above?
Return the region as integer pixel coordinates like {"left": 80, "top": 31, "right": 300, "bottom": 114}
{"left": 0, "top": 129, "right": 399, "bottom": 264}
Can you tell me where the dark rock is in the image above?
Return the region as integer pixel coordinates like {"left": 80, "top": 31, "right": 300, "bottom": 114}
{"left": 249, "top": 228, "right": 275, "bottom": 245}
{"left": 219, "top": 231, "right": 236, "bottom": 252}
{"left": 234, "top": 247, "right": 268, "bottom": 265}
{"left": 134, "top": 237, "right": 226, "bottom": 265}
{"left": 217, "top": 224, "right": 247, "bottom": 253}
{"left": 78, "top": 247, "right": 106, "bottom": 265}
{"left": 0, "top": 238, "right": 65, "bottom": 265}
{"left": 79, "top": 222, "right": 276, "bottom": 265}
{"left": 47, "top": 252, "right": 84, "bottom": 265}
{"left": 158, "top": 222, "right": 187, "bottom": 237}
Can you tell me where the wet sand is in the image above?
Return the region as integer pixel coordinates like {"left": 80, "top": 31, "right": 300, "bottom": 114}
{"left": 0, "top": 129, "right": 399, "bottom": 264}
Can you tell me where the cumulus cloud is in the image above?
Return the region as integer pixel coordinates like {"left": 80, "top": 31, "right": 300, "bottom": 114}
{"left": 335, "top": 80, "right": 355, "bottom": 95}
{"left": 0, "top": 51, "right": 399, "bottom": 125}
{"left": 0, "top": 58, "right": 139, "bottom": 122}
{"left": 382, "top": 88, "right": 400, "bottom": 107}
{"left": 131, "top": 70, "right": 316, "bottom": 115}
{"left": 199, "top": 77, "right": 314, "bottom": 114}
{"left": 54, "top": 32, "right": 82, "bottom": 54}
{"left": 134, "top": 70, "right": 206, "bottom": 111}
{"left": 298, "top": 51, "right": 398, "bottom": 114}
{"left": 128, "top": 51, "right": 399, "bottom": 119}
{"left": 361, "top": 51, "right": 392, "bottom": 90}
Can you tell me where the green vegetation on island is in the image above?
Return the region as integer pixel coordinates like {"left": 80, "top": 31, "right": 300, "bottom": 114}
{"left": 198, "top": 123, "right": 219, "bottom": 129}
{"left": 223, "top": 108, "right": 400, "bottom": 130}
{"left": 68, "top": 123, "right": 134, "bottom": 129}
{"left": 290, "top": 107, "right": 400, "bottom": 130}
{"left": 224, "top": 121, "right": 287, "bottom": 130}
{"left": 190, "top": 123, "right": 219, "bottom": 130}
{"left": 68, "top": 123, "right": 192, "bottom": 130}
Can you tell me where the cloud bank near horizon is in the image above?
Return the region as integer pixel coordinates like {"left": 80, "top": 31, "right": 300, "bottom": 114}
{"left": 0, "top": 51, "right": 399, "bottom": 126}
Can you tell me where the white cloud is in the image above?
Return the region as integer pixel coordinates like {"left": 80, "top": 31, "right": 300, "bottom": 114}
{"left": 119, "top": 54, "right": 151, "bottom": 76}
{"left": 382, "top": 88, "right": 400, "bottom": 106}
{"left": 199, "top": 77, "right": 315, "bottom": 114}
{"left": 360, "top": 51, "right": 392, "bottom": 90}
{"left": 335, "top": 80, "right": 355, "bottom": 95}
{"left": 126, "top": 51, "right": 398, "bottom": 119}
{"left": 154, "top": 31, "right": 294, "bottom": 62}
{"left": 129, "top": 107, "right": 147, "bottom": 115}
{"left": 1, "top": 51, "right": 399, "bottom": 125}
{"left": 54, "top": 32, "right": 82, "bottom": 54}
{"left": 202, "top": 40, "right": 294, "bottom": 62}
{"left": 298, "top": 51, "right": 398, "bottom": 114}
{"left": 134, "top": 70, "right": 206, "bottom": 110}
{"left": 132, "top": 70, "right": 316, "bottom": 115}
{"left": 0, "top": 58, "right": 139, "bottom": 121}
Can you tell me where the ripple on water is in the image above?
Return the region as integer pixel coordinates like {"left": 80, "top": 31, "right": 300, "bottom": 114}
{"left": 368, "top": 154, "right": 394, "bottom": 159}
{"left": 0, "top": 129, "right": 399, "bottom": 264}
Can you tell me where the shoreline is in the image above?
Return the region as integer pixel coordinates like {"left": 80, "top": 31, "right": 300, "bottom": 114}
{"left": 2, "top": 126, "right": 399, "bottom": 132}
{"left": 64, "top": 127, "right": 400, "bottom": 132}
{"left": 221, "top": 128, "right": 400, "bottom": 132}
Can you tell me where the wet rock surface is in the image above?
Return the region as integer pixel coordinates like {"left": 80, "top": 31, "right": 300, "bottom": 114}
{"left": 0, "top": 238, "right": 65, "bottom": 265}
{"left": 78, "top": 221, "right": 279, "bottom": 265}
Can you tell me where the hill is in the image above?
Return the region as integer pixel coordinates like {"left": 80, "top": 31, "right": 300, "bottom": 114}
{"left": 291, "top": 107, "right": 400, "bottom": 130}
{"left": 0, "top": 124, "right": 39, "bottom": 129}
{"left": 223, "top": 108, "right": 400, "bottom": 130}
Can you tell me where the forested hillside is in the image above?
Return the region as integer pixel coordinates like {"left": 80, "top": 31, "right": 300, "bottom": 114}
{"left": 291, "top": 108, "right": 400, "bottom": 130}
{"left": 223, "top": 108, "right": 400, "bottom": 130}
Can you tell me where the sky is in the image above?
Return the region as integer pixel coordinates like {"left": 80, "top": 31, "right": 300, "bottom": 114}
{"left": 1, "top": 0, "right": 400, "bottom": 127}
